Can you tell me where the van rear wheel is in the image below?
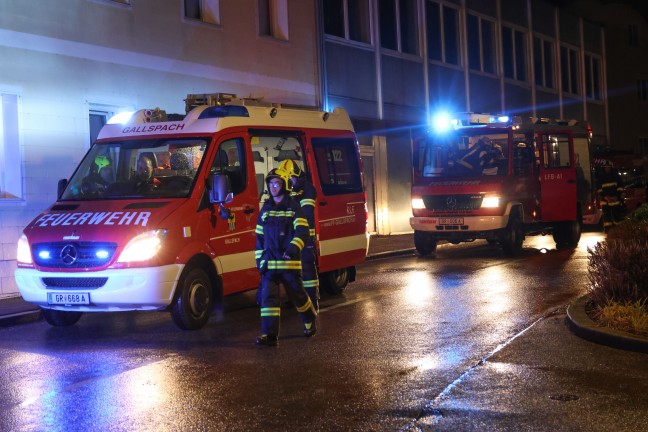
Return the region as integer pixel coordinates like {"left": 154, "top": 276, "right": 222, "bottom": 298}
{"left": 171, "top": 267, "right": 213, "bottom": 330}
{"left": 41, "top": 309, "right": 83, "bottom": 326}
{"left": 553, "top": 219, "right": 582, "bottom": 248}
{"left": 321, "top": 268, "right": 350, "bottom": 295}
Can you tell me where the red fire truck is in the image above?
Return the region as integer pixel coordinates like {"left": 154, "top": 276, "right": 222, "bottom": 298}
{"left": 15, "top": 93, "right": 368, "bottom": 329}
{"left": 592, "top": 150, "right": 647, "bottom": 215}
{"left": 410, "top": 112, "right": 596, "bottom": 255}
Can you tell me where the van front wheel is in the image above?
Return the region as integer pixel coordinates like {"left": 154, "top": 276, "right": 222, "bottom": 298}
{"left": 414, "top": 230, "right": 437, "bottom": 256}
{"left": 171, "top": 267, "right": 213, "bottom": 330}
{"left": 41, "top": 309, "right": 83, "bottom": 326}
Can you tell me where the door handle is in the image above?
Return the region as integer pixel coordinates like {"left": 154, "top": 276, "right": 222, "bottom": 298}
{"left": 319, "top": 201, "right": 328, "bottom": 206}
{"left": 243, "top": 207, "right": 254, "bottom": 214}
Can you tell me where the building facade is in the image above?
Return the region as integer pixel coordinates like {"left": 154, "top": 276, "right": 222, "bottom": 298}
{"left": 0, "top": 0, "right": 319, "bottom": 298}
{"left": 559, "top": 0, "right": 648, "bottom": 155}
{"left": 318, "top": 0, "right": 608, "bottom": 234}
{"left": 0, "top": 0, "right": 617, "bottom": 299}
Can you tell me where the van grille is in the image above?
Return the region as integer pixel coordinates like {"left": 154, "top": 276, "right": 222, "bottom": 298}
{"left": 32, "top": 242, "right": 117, "bottom": 269}
{"left": 423, "top": 195, "right": 483, "bottom": 211}
{"left": 42, "top": 278, "right": 108, "bottom": 289}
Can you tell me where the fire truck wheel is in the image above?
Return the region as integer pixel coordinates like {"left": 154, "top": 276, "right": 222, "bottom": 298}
{"left": 414, "top": 231, "right": 438, "bottom": 256}
{"left": 501, "top": 216, "right": 524, "bottom": 256}
{"left": 41, "top": 308, "right": 83, "bottom": 326}
{"left": 553, "top": 219, "right": 582, "bottom": 248}
{"left": 321, "top": 268, "right": 350, "bottom": 295}
{"left": 171, "top": 267, "right": 213, "bottom": 330}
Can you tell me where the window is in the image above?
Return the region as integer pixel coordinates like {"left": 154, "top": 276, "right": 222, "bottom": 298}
{"left": 533, "top": 37, "right": 555, "bottom": 89}
{"left": 467, "top": 14, "right": 496, "bottom": 74}
{"left": 541, "top": 134, "right": 571, "bottom": 168}
{"left": 426, "top": 1, "right": 459, "bottom": 65}
{"left": 638, "top": 80, "right": 648, "bottom": 102}
{"left": 584, "top": 54, "right": 601, "bottom": 101}
{"left": 89, "top": 111, "right": 111, "bottom": 145}
{"left": 502, "top": 26, "right": 527, "bottom": 82}
{"left": 213, "top": 138, "right": 246, "bottom": 194}
{"left": 259, "top": 0, "right": 289, "bottom": 41}
{"left": 312, "top": 137, "right": 363, "bottom": 195}
{"left": 629, "top": 24, "right": 639, "bottom": 47}
{"left": 0, "top": 93, "right": 21, "bottom": 199}
{"left": 379, "top": 0, "right": 419, "bottom": 55}
{"left": 323, "top": 0, "right": 371, "bottom": 44}
{"left": 560, "top": 45, "right": 580, "bottom": 95}
{"left": 640, "top": 137, "right": 648, "bottom": 157}
{"left": 185, "top": 0, "right": 221, "bottom": 25}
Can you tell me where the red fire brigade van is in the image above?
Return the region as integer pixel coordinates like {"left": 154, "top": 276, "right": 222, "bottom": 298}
{"left": 15, "top": 93, "right": 368, "bottom": 330}
{"left": 410, "top": 113, "right": 593, "bottom": 256}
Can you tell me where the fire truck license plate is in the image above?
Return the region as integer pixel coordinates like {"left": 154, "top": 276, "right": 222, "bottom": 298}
{"left": 47, "top": 292, "right": 90, "bottom": 305}
{"left": 439, "top": 217, "right": 464, "bottom": 225}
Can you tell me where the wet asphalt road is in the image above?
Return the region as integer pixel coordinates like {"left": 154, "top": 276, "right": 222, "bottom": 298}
{"left": 1, "top": 232, "right": 646, "bottom": 431}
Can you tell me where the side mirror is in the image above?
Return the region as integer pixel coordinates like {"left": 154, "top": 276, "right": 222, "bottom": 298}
{"left": 209, "top": 173, "right": 233, "bottom": 204}
{"left": 57, "top": 179, "right": 68, "bottom": 199}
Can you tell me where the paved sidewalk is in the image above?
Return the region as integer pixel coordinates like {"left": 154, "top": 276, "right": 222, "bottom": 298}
{"left": 0, "top": 233, "right": 416, "bottom": 326}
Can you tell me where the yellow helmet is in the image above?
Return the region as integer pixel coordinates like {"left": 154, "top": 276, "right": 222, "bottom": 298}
{"left": 277, "top": 159, "right": 303, "bottom": 179}
{"left": 266, "top": 168, "right": 292, "bottom": 192}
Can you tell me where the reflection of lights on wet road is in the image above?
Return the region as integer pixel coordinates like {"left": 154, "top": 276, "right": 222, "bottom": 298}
{"left": 579, "top": 232, "right": 605, "bottom": 252}
{"left": 534, "top": 235, "right": 554, "bottom": 253}
{"left": 412, "top": 349, "right": 463, "bottom": 371}
{"left": 403, "top": 271, "right": 436, "bottom": 306}
{"left": 476, "top": 266, "right": 512, "bottom": 315}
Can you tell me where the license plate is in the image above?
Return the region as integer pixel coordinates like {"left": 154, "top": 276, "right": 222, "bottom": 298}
{"left": 438, "top": 217, "right": 464, "bottom": 225}
{"left": 47, "top": 292, "right": 90, "bottom": 305}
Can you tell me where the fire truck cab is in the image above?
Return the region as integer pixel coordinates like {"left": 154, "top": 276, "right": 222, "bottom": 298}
{"left": 410, "top": 113, "right": 590, "bottom": 255}
{"left": 15, "top": 93, "right": 368, "bottom": 330}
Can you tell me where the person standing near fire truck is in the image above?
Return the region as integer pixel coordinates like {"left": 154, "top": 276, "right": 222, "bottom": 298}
{"left": 254, "top": 168, "right": 318, "bottom": 346}
{"left": 278, "top": 159, "right": 320, "bottom": 311}
{"left": 597, "top": 161, "right": 624, "bottom": 230}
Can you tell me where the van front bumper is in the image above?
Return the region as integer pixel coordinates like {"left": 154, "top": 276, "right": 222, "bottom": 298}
{"left": 15, "top": 264, "right": 184, "bottom": 312}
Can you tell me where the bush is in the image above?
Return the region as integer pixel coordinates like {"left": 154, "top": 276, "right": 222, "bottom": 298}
{"left": 587, "top": 219, "right": 648, "bottom": 306}
{"left": 628, "top": 202, "right": 648, "bottom": 222}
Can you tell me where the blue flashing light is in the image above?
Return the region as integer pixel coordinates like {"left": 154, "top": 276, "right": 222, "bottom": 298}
{"left": 198, "top": 105, "right": 250, "bottom": 119}
{"left": 430, "top": 113, "right": 457, "bottom": 133}
{"left": 96, "top": 250, "right": 110, "bottom": 259}
{"left": 38, "top": 250, "right": 51, "bottom": 260}
{"left": 497, "top": 115, "right": 510, "bottom": 123}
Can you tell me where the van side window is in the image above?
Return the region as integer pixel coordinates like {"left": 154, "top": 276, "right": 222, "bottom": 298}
{"left": 212, "top": 138, "right": 246, "bottom": 194}
{"left": 312, "top": 137, "right": 363, "bottom": 195}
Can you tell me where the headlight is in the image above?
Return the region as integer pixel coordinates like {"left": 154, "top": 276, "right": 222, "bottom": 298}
{"left": 412, "top": 198, "right": 425, "bottom": 209}
{"left": 481, "top": 197, "right": 501, "bottom": 208}
{"left": 117, "top": 229, "right": 168, "bottom": 263}
{"left": 16, "top": 234, "right": 33, "bottom": 264}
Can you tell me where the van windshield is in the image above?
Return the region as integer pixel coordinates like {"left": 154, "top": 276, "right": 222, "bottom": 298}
{"left": 60, "top": 138, "right": 208, "bottom": 200}
{"left": 415, "top": 131, "right": 511, "bottom": 178}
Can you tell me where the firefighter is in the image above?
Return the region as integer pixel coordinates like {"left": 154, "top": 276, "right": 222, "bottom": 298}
{"left": 278, "top": 159, "right": 320, "bottom": 311}
{"left": 254, "top": 168, "right": 317, "bottom": 346}
{"left": 597, "top": 161, "right": 624, "bottom": 230}
{"left": 456, "top": 136, "right": 500, "bottom": 174}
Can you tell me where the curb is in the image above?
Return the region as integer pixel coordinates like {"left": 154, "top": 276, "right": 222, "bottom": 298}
{"left": 566, "top": 295, "right": 648, "bottom": 353}
{"left": 366, "top": 248, "right": 415, "bottom": 260}
{"left": 0, "top": 309, "right": 42, "bottom": 328}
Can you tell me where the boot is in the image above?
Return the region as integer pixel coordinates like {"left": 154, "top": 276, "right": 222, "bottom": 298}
{"left": 255, "top": 334, "right": 278, "bottom": 346}
{"left": 303, "top": 320, "right": 317, "bottom": 338}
